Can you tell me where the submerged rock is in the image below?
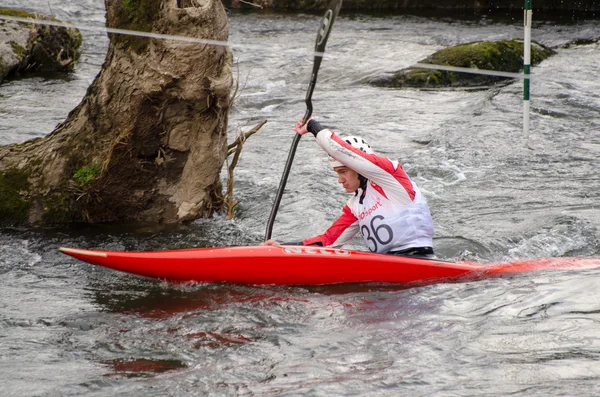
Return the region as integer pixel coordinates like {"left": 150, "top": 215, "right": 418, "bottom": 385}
{"left": 0, "top": 8, "right": 82, "bottom": 83}
{"left": 562, "top": 36, "right": 600, "bottom": 48}
{"left": 367, "top": 39, "right": 555, "bottom": 89}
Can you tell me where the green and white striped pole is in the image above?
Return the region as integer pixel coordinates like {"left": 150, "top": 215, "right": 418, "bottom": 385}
{"left": 523, "top": 0, "right": 532, "bottom": 137}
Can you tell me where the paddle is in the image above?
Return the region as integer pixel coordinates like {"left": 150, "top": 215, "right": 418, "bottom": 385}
{"left": 264, "top": 0, "right": 343, "bottom": 241}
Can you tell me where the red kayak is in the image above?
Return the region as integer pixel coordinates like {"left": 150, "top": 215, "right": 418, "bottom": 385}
{"left": 59, "top": 245, "right": 600, "bottom": 286}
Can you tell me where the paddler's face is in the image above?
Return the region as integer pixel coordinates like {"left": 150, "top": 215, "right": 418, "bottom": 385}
{"left": 334, "top": 166, "right": 360, "bottom": 193}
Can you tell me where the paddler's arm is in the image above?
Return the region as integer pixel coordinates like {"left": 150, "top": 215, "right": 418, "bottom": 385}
{"left": 260, "top": 118, "right": 328, "bottom": 249}
{"left": 266, "top": 206, "right": 358, "bottom": 249}
{"left": 261, "top": 206, "right": 358, "bottom": 248}
{"left": 294, "top": 118, "right": 325, "bottom": 137}
{"left": 306, "top": 120, "right": 414, "bottom": 204}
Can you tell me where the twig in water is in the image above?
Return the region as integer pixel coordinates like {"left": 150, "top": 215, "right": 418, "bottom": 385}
{"left": 225, "top": 120, "right": 267, "bottom": 220}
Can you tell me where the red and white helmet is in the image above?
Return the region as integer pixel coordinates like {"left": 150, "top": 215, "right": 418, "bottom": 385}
{"left": 328, "top": 136, "right": 374, "bottom": 168}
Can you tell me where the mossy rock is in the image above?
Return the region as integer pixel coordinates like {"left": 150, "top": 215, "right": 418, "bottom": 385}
{"left": 368, "top": 39, "right": 556, "bottom": 89}
{"left": 27, "top": 25, "right": 83, "bottom": 73}
{"left": 0, "top": 8, "right": 83, "bottom": 80}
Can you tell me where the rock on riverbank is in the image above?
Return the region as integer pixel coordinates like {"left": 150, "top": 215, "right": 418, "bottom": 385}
{"left": 0, "top": 8, "right": 82, "bottom": 83}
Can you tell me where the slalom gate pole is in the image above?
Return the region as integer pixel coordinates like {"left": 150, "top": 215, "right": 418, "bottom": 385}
{"left": 523, "top": 0, "right": 532, "bottom": 137}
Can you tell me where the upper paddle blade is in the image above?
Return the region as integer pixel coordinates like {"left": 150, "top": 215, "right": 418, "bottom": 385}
{"left": 314, "top": 0, "right": 343, "bottom": 54}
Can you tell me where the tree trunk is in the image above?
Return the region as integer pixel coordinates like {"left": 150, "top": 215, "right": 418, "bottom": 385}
{"left": 0, "top": 0, "right": 232, "bottom": 225}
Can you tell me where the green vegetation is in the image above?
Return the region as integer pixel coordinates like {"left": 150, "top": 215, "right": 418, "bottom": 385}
{"left": 0, "top": 7, "right": 36, "bottom": 19}
{"left": 39, "top": 162, "right": 102, "bottom": 223}
{"left": 0, "top": 169, "right": 32, "bottom": 224}
{"left": 9, "top": 42, "right": 26, "bottom": 59}
{"left": 73, "top": 163, "right": 100, "bottom": 186}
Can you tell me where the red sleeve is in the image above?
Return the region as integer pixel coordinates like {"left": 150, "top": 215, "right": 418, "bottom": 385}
{"left": 302, "top": 205, "right": 359, "bottom": 247}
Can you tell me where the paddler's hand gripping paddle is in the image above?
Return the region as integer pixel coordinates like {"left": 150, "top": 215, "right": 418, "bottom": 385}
{"left": 265, "top": 0, "right": 343, "bottom": 241}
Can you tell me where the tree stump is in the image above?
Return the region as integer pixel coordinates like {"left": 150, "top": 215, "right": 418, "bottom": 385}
{"left": 0, "top": 0, "right": 233, "bottom": 225}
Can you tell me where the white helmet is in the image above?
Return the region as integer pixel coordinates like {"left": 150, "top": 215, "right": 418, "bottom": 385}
{"left": 328, "top": 136, "right": 374, "bottom": 168}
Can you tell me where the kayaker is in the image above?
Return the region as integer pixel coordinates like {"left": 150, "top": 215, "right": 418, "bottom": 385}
{"left": 263, "top": 118, "right": 436, "bottom": 259}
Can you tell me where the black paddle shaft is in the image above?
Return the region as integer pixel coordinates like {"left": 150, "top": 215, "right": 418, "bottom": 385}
{"left": 264, "top": 0, "right": 342, "bottom": 241}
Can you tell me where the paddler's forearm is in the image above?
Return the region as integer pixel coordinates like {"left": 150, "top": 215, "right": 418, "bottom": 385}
{"left": 306, "top": 119, "right": 326, "bottom": 136}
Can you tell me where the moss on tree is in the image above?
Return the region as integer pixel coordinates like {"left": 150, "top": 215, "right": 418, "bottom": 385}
{"left": 111, "top": 0, "right": 163, "bottom": 53}
{"left": 40, "top": 192, "right": 76, "bottom": 223}
{"left": 0, "top": 169, "right": 32, "bottom": 224}
{"left": 73, "top": 163, "right": 100, "bottom": 186}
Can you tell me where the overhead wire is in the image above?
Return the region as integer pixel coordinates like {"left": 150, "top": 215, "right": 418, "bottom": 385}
{"left": 0, "top": 14, "right": 527, "bottom": 80}
{"left": 411, "top": 63, "right": 528, "bottom": 80}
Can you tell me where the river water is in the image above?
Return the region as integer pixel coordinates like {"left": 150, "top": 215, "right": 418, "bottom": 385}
{"left": 1, "top": 1, "right": 600, "bottom": 396}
